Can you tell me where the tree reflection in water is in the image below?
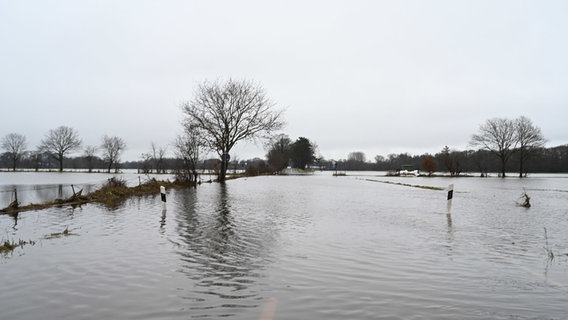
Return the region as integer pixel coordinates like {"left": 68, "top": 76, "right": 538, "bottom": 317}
{"left": 173, "top": 183, "right": 271, "bottom": 317}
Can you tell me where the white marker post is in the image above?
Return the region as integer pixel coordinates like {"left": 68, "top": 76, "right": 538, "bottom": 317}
{"left": 446, "top": 184, "right": 454, "bottom": 214}
{"left": 160, "top": 186, "right": 166, "bottom": 211}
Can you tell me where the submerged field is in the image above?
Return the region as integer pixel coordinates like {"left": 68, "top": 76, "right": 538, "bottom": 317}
{"left": 1, "top": 171, "right": 567, "bottom": 319}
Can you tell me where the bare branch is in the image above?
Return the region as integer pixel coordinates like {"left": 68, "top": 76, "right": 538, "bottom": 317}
{"left": 182, "top": 78, "right": 285, "bottom": 181}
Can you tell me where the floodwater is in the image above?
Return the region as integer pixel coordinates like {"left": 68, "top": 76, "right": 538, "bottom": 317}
{"left": 0, "top": 170, "right": 174, "bottom": 207}
{"left": 1, "top": 172, "right": 567, "bottom": 319}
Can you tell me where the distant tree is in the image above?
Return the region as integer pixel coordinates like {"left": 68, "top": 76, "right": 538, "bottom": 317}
{"left": 437, "top": 146, "right": 462, "bottom": 176}
{"left": 39, "top": 126, "right": 82, "bottom": 172}
{"left": 266, "top": 133, "right": 291, "bottom": 172}
{"left": 245, "top": 157, "right": 270, "bottom": 176}
{"left": 142, "top": 142, "right": 167, "bottom": 173}
{"left": 174, "top": 121, "right": 203, "bottom": 183}
{"left": 344, "top": 151, "right": 368, "bottom": 170}
{"left": 230, "top": 155, "right": 240, "bottom": 173}
{"left": 100, "top": 135, "right": 126, "bottom": 173}
{"left": 387, "top": 153, "right": 415, "bottom": 170}
{"left": 468, "top": 149, "right": 491, "bottom": 177}
{"left": 1, "top": 133, "right": 27, "bottom": 171}
{"left": 348, "top": 151, "right": 366, "bottom": 163}
{"left": 83, "top": 146, "right": 98, "bottom": 173}
{"left": 140, "top": 152, "right": 153, "bottom": 174}
{"left": 182, "top": 78, "right": 285, "bottom": 182}
{"left": 312, "top": 154, "right": 325, "bottom": 170}
{"left": 542, "top": 144, "right": 568, "bottom": 172}
{"left": 420, "top": 155, "right": 436, "bottom": 176}
{"left": 30, "top": 150, "right": 44, "bottom": 172}
{"left": 373, "top": 155, "right": 389, "bottom": 170}
{"left": 470, "top": 118, "right": 517, "bottom": 177}
{"left": 514, "top": 116, "right": 547, "bottom": 177}
{"left": 289, "top": 137, "right": 315, "bottom": 169}
{"left": 439, "top": 146, "right": 452, "bottom": 173}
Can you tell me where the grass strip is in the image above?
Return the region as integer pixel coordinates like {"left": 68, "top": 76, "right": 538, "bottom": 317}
{"left": 364, "top": 178, "right": 444, "bottom": 191}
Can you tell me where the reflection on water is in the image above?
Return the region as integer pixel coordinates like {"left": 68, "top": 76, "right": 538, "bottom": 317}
{"left": 1, "top": 172, "right": 568, "bottom": 319}
{"left": 0, "top": 183, "right": 97, "bottom": 207}
{"left": 172, "top": 183, "right": 274, "bottom": 317}
{"left": 0, "top": 170, "right": 175, "bottom": 207}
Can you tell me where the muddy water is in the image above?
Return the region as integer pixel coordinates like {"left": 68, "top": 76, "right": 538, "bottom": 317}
{"left": 1, "top": 172, "right": 567, "bottom": 319}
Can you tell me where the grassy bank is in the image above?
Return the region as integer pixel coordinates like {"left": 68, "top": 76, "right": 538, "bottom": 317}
{"left": 0, "top": 177, "right": 193, "bottom": 214}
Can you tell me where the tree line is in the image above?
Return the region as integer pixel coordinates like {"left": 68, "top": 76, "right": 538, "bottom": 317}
{"left": 2, "top": 79, "right": 564, "bottom": 179}
{"left": 328, "top": 144, "right": 567, "bottom": 176}
{"left": 1, "top": 126, "right": 126, "bottom": 173}
{"left": 332, "top": 116, "right": 559, "bottom": 177}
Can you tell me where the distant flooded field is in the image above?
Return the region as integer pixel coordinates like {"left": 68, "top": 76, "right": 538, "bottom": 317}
{"left": 1, "top": 172, "right": 568, "bottom": 319}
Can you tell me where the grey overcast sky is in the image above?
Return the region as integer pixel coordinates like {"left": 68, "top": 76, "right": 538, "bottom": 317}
{"left": 1, "top": 0, "right": 566, "bottom": 162}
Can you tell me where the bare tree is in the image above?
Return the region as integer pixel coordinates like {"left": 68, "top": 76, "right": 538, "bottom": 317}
{"left": 470, "top": 118, "right": 517, "bottom": 177}
{"left": 83, "top": 146, "right": 98, "bottom": 173}
{"left": 141, "top": 142, "right": 167, "bottom": 173}
{"left": 374, "top": 155, "right": 385, "bottom": 163}
{"left": 39, "top": 126, "right": 82, "bottom": 172}
{"left": 515, "top": 116, "right": 547, "bottom": 177}
{"left": 174, "top": 120, "right": 203, "bottom": 183}
{"left": 348, "top": 151, "right": 366, "bottom": 163}
{"left": 437, "top": 146, "right": 462, "bottom": 176}
{"left": 182, "top": 79, "right": 285, "bottom": 182}
{"left": 1, "top": 133, "right": 27, "bottom": 171}
{"left": 149, "top": 142, "right": 167, "bottom": 173}
{"left": 101, "top": 135, "right": 126, "bottom": 173}
{"left": 30, "top": 150, "right": 44, "bottom": 172}
{"left": 231, "top": 155, "right": 240, "bottom": 174}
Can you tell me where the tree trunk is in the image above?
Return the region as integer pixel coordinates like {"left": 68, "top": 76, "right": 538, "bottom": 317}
{"left": 518, "top": 149, "right": 525, "bottom": 178}
{"left": 219, "top": 159, "right": 227, "bottom": 182}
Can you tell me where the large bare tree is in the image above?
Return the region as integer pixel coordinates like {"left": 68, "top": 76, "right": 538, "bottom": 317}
{"left": 182, "top": 79, "right": 285, "bottom": 182}
{"left": 470, "top": 118, "right": 517, "bottom": 177}
{"left": 515, "top": 116, "right": 547, "bottom": 177}
{"left": 101, "top": 135, "right": 126, "bottom": 173}
{"left": 40, "top": 126, "right": 82, "bottom": 172}
{"left": 1, "top": 133, "right": 27, "bottom": 171}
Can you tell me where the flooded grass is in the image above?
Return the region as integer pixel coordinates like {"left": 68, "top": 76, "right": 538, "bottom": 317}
{"left": 43, "top": 226, "right": 78, "bottom": 240}
{"left": 0, "top": 239, "right": 35, "bottom": 255}
{"left": 0, "top": 177, "right": 194, "bottom": 214}
{"left": 363, "top": 178, "right": 445, "bottom": 190}
{"left": 1, "top": 227, "right": 78, "bottom": 255}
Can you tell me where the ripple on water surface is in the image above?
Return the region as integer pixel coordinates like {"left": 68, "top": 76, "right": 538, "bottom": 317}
{"left": 1, "top": 173, "right": 568, "bottom": 319}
